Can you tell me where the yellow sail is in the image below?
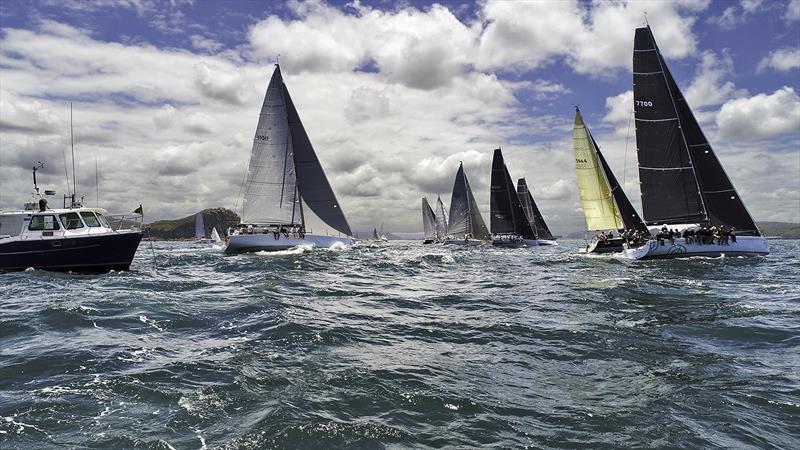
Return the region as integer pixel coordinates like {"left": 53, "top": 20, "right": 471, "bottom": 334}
{"left": 573, "top": 108, "right": 623, "bottom": 231}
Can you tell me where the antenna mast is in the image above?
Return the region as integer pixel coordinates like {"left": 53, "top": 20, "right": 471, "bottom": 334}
{"left": 70, "top": 102, "right": 77, "bottom": 207}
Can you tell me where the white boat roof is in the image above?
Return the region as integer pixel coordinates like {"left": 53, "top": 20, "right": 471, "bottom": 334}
{"left": 0, "top": 206, "right": 109, "bottom": 216}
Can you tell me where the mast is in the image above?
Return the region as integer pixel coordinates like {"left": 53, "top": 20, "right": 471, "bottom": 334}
{"left": 70, "top": 102, "right": 76, "bottom": 207}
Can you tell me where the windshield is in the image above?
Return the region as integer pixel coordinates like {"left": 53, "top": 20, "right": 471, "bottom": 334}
{"left": 80, "top": 211, "right": 101, "bottom": 227}
{"left": 96, "top": 213, "right": 111, "bottom": 228}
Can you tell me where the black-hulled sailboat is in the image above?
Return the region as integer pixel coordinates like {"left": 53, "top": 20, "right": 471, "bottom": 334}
{"left": 573, "top": 107, "right": 648, "bottom": 253}
{"left": 624, "top": 25, "right": 768, "bottom": 259}
{"left": 225, "top": 64, "right": 355, "bottom": 253}
{"left": 517, "top": 178, "right": 558, "bottom": 246}
{"left": 445, "top": 162, "right": 490, "bottom": 245}
{"left": 489, "top": 148, "right": 539, "bottom": 247}
{"left": 421, "top": 197, "right": 437, "bottom": 244}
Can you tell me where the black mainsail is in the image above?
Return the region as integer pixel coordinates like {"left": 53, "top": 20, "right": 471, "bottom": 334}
{"left": 633, "top": 26, "right": 759, "bottom": 235}
{"left": 516, "top": 178, "right": 555, "bottom": 240}
{"left": 421, "top": 197, "right": 437, "bottom": 241}
{"left": 447, "top": 162, "right": 490, "bottom": 240}
{"left": 490, "top": 148, "right": 536, "bottom": 239}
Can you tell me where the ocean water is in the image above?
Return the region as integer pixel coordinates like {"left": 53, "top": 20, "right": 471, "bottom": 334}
{"left": 1, "top": 240, "right": 798, "bottom": 449}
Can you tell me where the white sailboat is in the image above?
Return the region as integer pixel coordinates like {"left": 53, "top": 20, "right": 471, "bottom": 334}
{"left": 225, "top": 65, "right": 356, "bottom": 254}
{"left": 210, "top": 227, "right": 222, "bottom": 245}
{"left": 434, "top": 196, "right": 448, "bottom": 243}
{"left": 622, "top": 25, "right": 768, "bottom": 260}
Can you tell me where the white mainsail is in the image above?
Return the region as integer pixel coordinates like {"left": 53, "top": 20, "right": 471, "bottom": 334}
{"left": 435, "top": 196, "right": 448, "bottom": 241}
{"left": 195, "top": 213, "right": 206, "bottom": 238}
{"left": 210, "top": 227, "right": 221, "bottom": 244}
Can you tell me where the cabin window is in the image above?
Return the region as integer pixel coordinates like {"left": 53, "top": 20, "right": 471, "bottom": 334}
{"left": 96, "top": 213, "right": 110, "bottom": 228}
{"left": 29, "top": 215, "right": 61, "bottom": 231}
{"left": 0, "top": 215, "right": 25, "bottom": 236}
{"left": 59, "top": 212, "right": 85, "bottom": 230}
{"left": 80, "top": 212, "right": 102, "bottom": 227}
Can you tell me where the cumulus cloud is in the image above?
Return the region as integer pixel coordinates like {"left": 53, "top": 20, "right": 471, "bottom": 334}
{"left": 685, "top": 51, "right": 747, "bottom": 108}
{"left": 786, "top": 0, "right": 800, "bottom": 22}
{"left": 716, "top": 87, "right": 800, "bottom": 141}
{"left": 708, "top": 0, "right": 763, "bottom": 29}
{"left": 757, "top": 47, "right": 800, "bottom": 72}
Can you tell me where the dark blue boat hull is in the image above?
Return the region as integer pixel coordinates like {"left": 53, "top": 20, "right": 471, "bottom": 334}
{"left": 0, "top": 231, "right": 143, "bottom": 273}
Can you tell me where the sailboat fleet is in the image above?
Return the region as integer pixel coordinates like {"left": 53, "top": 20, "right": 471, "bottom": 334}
{"left": 0, "top": 24, "right": 771, "bottom": 272}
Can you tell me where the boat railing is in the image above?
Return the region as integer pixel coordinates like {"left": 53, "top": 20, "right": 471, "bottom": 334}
{"left": 105, "top": 214, "right": 143, "bottom": 231}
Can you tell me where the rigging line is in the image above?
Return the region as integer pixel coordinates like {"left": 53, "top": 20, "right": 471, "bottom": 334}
{"left": 233, "top": 165, "right": 248, "bottom": 219}
{"left": 623, "top": 105, "right": 633, "bottom": 188}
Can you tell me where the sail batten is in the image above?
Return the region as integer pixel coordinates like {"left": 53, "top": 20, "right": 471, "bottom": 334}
{"left": 633, "top": 26, "right": 760, "bottom": 235}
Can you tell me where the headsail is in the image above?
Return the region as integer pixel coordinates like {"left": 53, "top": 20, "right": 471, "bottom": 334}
{"left": 434, "top": 196, "right": 448, "bottom": 241}
{"left": 421, "top": 197, "right": 437, "bottom": 240}
{"left": 195, "top": 212, "right": 206, "bottom": 238}
{"left": 447, "top": 163, "right": 489, "bottom": 240}
{"left": 242, "top": 66, "right": 299, "bottom": 225}
{"left": 517, "top": 178, "right": 555, "bottom": 240}
{"left": 634, "top": 26, "right": 759, "bottom": 234}
{"left": 210, "top": 227, "right": 221, "bottom": 244}
{"left": 283, "top": 81, "right": 353, "bottom": 236}
{"left": 573, "top": 109, "right": 623, "bottom": 231}
{"left": 490, "top": 148, "right": 536, "bottom": 239}
{"left": 574, "top": 108, "right": 648, "bottom": 233}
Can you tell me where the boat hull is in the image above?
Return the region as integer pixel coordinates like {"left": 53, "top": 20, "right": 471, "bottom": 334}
{"left": 536, "top": 239, "right": 558, "bottom": 246}
{"left": 224, "top": 233, "right": 355, "bottom": 254}
{"left": 623, "top": 236, "right": 769, "bottom": 260}
{"left": 0, "top": 231, "right": 143, "bottom": 272}
{"left": 586, "top": 237, "right": 626, "bottom": 254}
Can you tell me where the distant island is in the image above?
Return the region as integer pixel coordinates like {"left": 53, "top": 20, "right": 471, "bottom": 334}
{"left": 147, "top": 208, "right": 239, "bottom": 240}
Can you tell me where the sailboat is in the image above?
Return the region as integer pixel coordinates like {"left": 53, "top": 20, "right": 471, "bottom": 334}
{"left": 421, "top": 197, "right": 437, "bottom": 244}
{"left": 445, "top": 162, "right": 490, "bottom": 245}
{"left": 372, "top": 228, "right": 380, "bottom": 241}
{"left": 210, "top": 227, "right": 222, "bottom": 245}
{"left": 194, "top": 212, "right": 214, "bottom": 244}
{"left": 517, "top": 178, "right": 558, "bottom": 246}
{"left": 225, "top": 65, "right": 356, "bottom": 254}
{"left": 379, "top": 223, "right": 388, "bottom": 241}
{"left": 489, "top": 148, "right": 538, "bottom": 247}
{"left": 434, "top": 196, "right": 448, "bottom": 243}
{"left": 623, "top": 25, "right": 768, "bottom": 259}
{"left": 573, "top": 107, "right": 648, "bottom": 253}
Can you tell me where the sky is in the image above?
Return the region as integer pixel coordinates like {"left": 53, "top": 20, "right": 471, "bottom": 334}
{"left": 0, "top": 0, "right": 798, "bottom": 234}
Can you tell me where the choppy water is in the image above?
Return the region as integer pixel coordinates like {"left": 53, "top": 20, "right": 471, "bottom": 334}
{"left": 1, "top": 240, "right": 799, "bottom": 449}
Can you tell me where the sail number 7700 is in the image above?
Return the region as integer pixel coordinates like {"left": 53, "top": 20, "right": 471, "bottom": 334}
{"left": 635, "top": 100, "right": 653, "bottom": 107}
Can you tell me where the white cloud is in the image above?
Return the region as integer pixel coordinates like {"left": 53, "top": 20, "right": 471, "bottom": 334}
{"left": 757, "top": 47, "right": 800, "bottom": 72}
{"left": 603, "top": 90, "right": 633, "bottom": 131}
{"left": 708, "top": 0, "right": 763, "bottom": 29}
{"left": 716, "top": 87, "right": 800, "bottom": 141}
{"left": 685, "top": 51, "right": 747, "bottom": 108}
{"left": 786, "top": 0, "right": 800, "bottom": 21}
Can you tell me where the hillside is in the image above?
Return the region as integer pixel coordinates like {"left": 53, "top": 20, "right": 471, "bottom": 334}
{"left": 758, "top": 222, "right": 800, "bottom": 239}
{"left": 147, "top": 208, "right": 239, "bottom": 240}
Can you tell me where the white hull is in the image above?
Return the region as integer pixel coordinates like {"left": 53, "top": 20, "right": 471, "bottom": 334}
{"left": 536, "top": 239, "right": 558, "bottom": 246}
{"left": 225, "top": 233, "right": 355, "bottom": 254}
{"left": 622, "top": 236, "right": 769, "bottom": 260}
